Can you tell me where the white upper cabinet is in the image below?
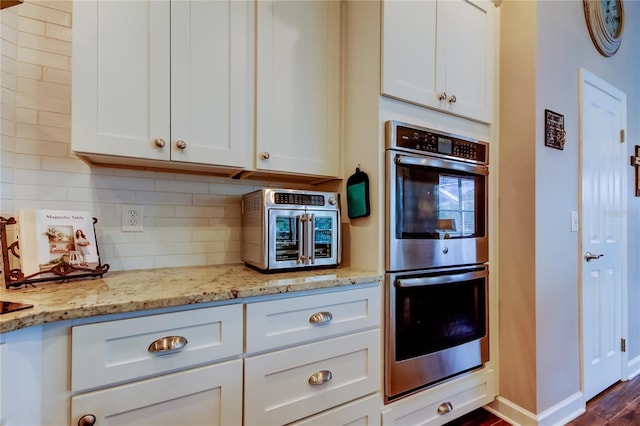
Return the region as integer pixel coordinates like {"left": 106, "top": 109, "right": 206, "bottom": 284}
{"left": 255, "top": 0, "right": 341, "bottom": 178}
{"left": 381, "top": 0, "right": 496, "bottom": 123}
{"left": 72, "top": 0, "right": 253, "bottom": 170}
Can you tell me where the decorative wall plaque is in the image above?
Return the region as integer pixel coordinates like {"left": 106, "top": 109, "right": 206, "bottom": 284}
{"left": 545, "top": 109, "right": 566, "bottom": 150}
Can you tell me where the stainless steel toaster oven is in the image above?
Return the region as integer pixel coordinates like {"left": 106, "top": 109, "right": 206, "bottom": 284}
{"left": 241, "top": 188, "right": 341, "bottom": 272}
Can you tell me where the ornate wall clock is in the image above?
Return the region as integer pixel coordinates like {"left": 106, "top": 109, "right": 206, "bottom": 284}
{"left": 583, "top": 0, "right": 625, "bottom": 57}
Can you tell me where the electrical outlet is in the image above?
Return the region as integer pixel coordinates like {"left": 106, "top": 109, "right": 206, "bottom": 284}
{"left": 122, "top": 204, "right": 143, "bottom": 232}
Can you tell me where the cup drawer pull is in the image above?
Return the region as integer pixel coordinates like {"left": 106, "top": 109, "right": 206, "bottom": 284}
{"left": 148, "top": 335, "right": 188, "bottom": 353}
{"left": 437, "top": 401, "right": 453, "bottom": 415}
{"left": 308, "top": 370, "right": 332, "bottom": 385}
{"left": 309, "top": 311, "right": 333, "bottom": 324}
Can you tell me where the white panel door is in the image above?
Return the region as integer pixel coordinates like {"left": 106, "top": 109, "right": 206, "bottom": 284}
{"left": 170, "top": 0, "right": 253, "bottom": 168}
{"left": 256, "top": 0, "right": 340, "bottom": 177}
{"left": 72, "top": 0, "right": 170, "bottom": 160}
{"left": 580, "top": 68, "right": 627, "bottom": 401}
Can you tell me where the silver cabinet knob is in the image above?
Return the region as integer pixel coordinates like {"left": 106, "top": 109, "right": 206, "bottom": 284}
{"left": 261, "top": 152, "right": 270, "bottom": 160}
{"left": 448, "top": 95, "right": 457, "bottom": 103}
{"left": 153, "top": 138, "right": 166, "bottom": 148}
{"left": 437, "top": 401, "right": 453, "bottom": 415}
{"left": 78, "top": 414, "right": 96, "bottom": 426}
{"left": 438, "top": 92, "right": 447, "bottom": 101}
{"left": 175, "top": 140, "right": 187, "bottom": 150}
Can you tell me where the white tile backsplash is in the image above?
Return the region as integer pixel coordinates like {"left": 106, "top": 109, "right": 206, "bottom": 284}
{"left": 0, "top": 0, "right": 312, "bottom": 273}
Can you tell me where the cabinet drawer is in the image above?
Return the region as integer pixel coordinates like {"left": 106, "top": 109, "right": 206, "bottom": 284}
{"left": 71, "top": 304, "right": 243, "bottom": 391}
{"left": 245, "top": 285, "right": 380, "bottom": 353}
{"left": 290, "top": 393, "right": 382, "bottom": 426}
{"left": 72, "top": 359, "right": 243, "bottom": 426}
{"left": 381, "top": 369, "right": 495, "bottom": 425}
{"left": 244, "top": 329, "right": 381, "bottom": 426}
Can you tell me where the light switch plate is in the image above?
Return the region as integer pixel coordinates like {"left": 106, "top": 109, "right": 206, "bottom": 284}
{"left": 571, "top": 210, "right": 579, "bottom": 232}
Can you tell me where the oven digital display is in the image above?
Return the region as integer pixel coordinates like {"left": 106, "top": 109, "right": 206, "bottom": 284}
{"left": 438, "top": 137, "right": 452, "bottom": 155}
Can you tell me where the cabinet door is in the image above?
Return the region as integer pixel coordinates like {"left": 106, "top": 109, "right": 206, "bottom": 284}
{"left": 71, "top": 304, "right": 243, "bottom": 392}
{"left": 381, "top": 0, "right": 495, "bottom": 124}
{"left": 436, "top": 0, "right": 495, "bottom": 123}
{"left": 71, "top": 360, "right": 242, "bottom": 426}
{"left": 244, "top": 329, "right": 380, "bottom": 426}
{"left": 170, "top": 1, "right": 253, "bottom": 168}
{"left": 381, "top": 0, "right": 439, "bottom": 110}
{"left": 72, "top": 0, "right": 170, "bottom": 161}
{"left": 256, "top": 0, "right": 340, "bottom": 178}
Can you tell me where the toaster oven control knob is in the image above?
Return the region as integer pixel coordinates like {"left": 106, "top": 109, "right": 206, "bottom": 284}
{"left": 153, "top": 138, "right": 166, "bottom": 148}
{"left": 261, "top": 152, "right": 270, "bottom": 160}
{"left": 175, "top": 140, "right": 187, "bottom": 150}
{"left": 328, "top": 196, "right": 337, "bottom": 205}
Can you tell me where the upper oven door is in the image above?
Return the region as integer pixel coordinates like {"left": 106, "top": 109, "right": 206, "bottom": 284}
{"left": 386, "top": 150, "right": 489, "bottom": 271}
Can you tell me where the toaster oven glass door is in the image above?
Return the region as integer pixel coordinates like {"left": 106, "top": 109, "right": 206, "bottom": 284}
{"left": 268, "top": 209, "right": 339, "bottom": 269}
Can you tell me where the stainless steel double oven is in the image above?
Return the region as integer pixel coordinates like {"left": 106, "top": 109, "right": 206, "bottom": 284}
{"left": 385, "top": 120, "right": 490, "bottom": 402}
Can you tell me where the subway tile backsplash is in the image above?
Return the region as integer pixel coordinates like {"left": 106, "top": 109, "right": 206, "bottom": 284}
{"left": 0, "top": 1, "right": 310, "bottom": 272}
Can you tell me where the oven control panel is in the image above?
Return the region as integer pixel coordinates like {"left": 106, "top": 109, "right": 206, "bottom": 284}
{"left": 392, "top": 122, "right": 488, "bottom": 164}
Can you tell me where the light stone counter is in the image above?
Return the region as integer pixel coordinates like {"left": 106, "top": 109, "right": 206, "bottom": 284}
{"left": 0, "top": 264, "right": 382, "bottom": 334}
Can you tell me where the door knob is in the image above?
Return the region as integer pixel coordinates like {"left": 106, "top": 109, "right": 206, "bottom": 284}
{"left": 585, "top": 251, "right": 604, "bottom": 262}
{"left": 78, "top": 414, "right": 96, "bottom": 426}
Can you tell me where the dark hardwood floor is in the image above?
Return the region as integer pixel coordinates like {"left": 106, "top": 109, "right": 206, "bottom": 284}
{"left": 445, "top": 374, "right": 640, "bottom": 426}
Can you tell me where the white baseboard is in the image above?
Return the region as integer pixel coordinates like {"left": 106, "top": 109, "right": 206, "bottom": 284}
{"left": 487, "top": 392, "right": 585, "bottom": 426}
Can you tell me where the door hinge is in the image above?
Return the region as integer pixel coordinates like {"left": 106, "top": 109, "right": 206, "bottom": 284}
{"left": 621, "top": 338, "right": 626, "bottom": 352}
{"left": 621, "top": 129, "right": 625, "bottom": 143}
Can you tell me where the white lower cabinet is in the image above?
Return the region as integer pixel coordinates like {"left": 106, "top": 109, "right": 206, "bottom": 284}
{"left": 69, "top": 304, "right": 244, "bottom": 426}
{"left": 291, "top": 393, "right": 382, "bottom": 426}
{"left": 244, "top": 285, "right": 382, "bottom": 425}
{"left": 381, "top": 369, "right": 495, "bottom": 426}
{"left": 71, "top": 360, "right": 242, "bottom": 426}
{"left": 1, "top": 284, "right": 385, "bottom": 425}
{"left": 244, "top": 329, "right": 381, "bottom": 425}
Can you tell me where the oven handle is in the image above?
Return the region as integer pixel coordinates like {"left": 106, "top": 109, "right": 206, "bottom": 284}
{"left": 395, "top": 153, "right": 488, "bottom": 176}
{"left": 395, "top": 269, "right": 487, "bottom": 288}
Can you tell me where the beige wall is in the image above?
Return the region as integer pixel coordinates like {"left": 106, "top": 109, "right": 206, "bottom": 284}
{"left": 496, "top": 0, "right": 640, "bottom": 422}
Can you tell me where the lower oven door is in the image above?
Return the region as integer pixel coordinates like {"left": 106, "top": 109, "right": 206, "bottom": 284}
{"left": 385, "top": 265, "right": 489, "bottom": 402}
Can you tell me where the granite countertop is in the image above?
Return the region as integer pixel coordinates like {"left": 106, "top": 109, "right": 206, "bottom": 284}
{"left": 0, "top": 264, "right": 382, "bottom": 334}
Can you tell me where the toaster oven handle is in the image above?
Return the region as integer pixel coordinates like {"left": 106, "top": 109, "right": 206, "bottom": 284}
{"left": 297, "top": 215, "right": 305, "bottom": 264}
{"left": 308, "top": 213, "right": 315, "bottom": 265}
